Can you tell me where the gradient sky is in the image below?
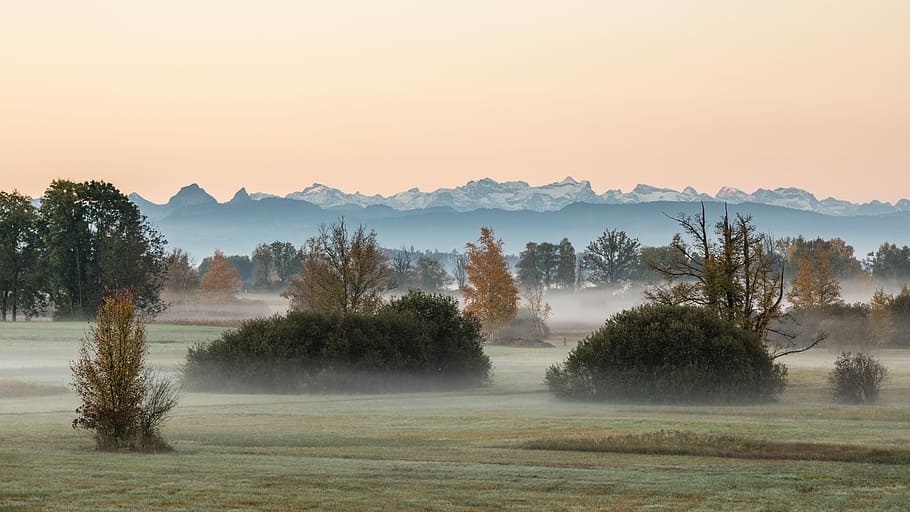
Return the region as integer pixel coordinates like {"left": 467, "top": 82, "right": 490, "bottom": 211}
{"left": 2, "top": 1, "right": 908, "bottom": 203}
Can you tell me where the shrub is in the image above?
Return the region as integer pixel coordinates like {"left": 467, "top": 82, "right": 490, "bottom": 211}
{"left": 829, "top": 352, "right": 887, "bottom": 404}
{"left": 71, "top": 291, "right": 178, "bottom": 451}
{"left": 183, "top": 290, "right": 492, "bottom": 393}
{"left": 545, "top": 304, "right": 787, "bottom": 403}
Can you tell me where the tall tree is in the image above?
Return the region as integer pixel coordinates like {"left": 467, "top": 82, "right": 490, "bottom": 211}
{"left": 199, "top": 254, "right": 253, "bottom": 285}
{"left": 453, "top": 253, "right": 467, "bottom": 290}
{"left": 269, "top": 241, "right": 301, "bottom": 284}
{"left": 523, "top": 279, "right": 552, "bottom": 338}
{"left": 582, "top": 228, "right": 641, "bottom": 285}
{"left": 413, "top": 256, "right": 452, "bottom": 292}
{"left": 251, "top": 243, "right": 274, "bottom": 285}
{"left": 284, "top": 219, "right": 392, "bottom": 314}
{"left": 463, "top": 227, "right": 519, "bottom": 339}
{"left": 536, "top": 242, "right": 559, "bottom": 289}
{"left": 200, "top": 250, "right": 242, "bottom": 302}
{"left": 516, "top": 242, "right": 561, "bottom": 289}
{"left": 646, "top": 204, "right": 796, "bottom": 353}
{"left": 869, "top": 288, "right": 895, "bottom": 347}
{"left": 787, "top": 244, "right": 843, "bottom": 308}
{"left": 515, "top": 242, "right": 540, "bottom": 288}
{"left": 0, "top": 191, "right": 45, "bottom": 321}
{"left": 779, "top": 237, "right": 863, "bottom": 280}
{"left": 164, "top": 249, "right": 199, "bottom": 294}
{"left": 164, "top": 248, "right": 199, "bottom": 312}
{"left": 41, "top": 180, "right": 167, "bottom": 319}
{"left": 867, "top": 243, "right": 910, "bottom": 280}
{"left": 390, "top": 246, "right": 416, "bottom": 290}
{"left": 556, "top": 238, "right": 576, "bottom": 290}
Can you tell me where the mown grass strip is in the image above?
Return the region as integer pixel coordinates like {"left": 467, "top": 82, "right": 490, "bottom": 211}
{"left": 524, "top": 430, "right": 910, "bottom": 464}
{"left": 0, "top": 380, "right": 68, "bottom": 399}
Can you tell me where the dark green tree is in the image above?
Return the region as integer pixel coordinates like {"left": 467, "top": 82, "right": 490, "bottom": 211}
{"left": 556, "top": 238, "right": 576, "bottom": 290}
{"left": 0, "top": 191, "right": 46, "bottom": 320}
{"left": 269, "top": 241, "right": 301, "bottom": 284}
{"left": 41, "top": 180, "right": 167, "bottom": 319}
{"left": 251, "top": 243, "right": 274, "bottom": 285}
{"left": 413, "top": 256, "right": 452, "bottom": 292}
{"left": 866, "top": 243, "right": 910, "bottom": 280}
{"left": 582, "top": 228, "right": 641, "bottom": 285}
{"left": 516, "top": 242, "right": 560, "bottom": 289}
{"left": 515, "top": 242, "right": 540, "bottom": 288}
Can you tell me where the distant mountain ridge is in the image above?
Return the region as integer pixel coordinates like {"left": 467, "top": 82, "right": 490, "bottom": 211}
{"left": 124, "top": 181, "right": 910, "bottom": 260}
{"left": 131, "top": 177, "right": 910, "bottom": 217}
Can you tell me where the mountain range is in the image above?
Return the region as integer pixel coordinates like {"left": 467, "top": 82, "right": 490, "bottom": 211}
{"left": 195, "top": 177, "right": 910, "bottom": 217}
{"left": 126, "top": 180, "right": 910, "bottom": 259}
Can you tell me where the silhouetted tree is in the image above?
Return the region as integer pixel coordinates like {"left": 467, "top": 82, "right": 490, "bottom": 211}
{"left": 556, "top": 238, "right": 576, "bottom": 290}
{"left": 583, "top": 228, "right": 641, "bottom": 285}
{"left": 0, "top": 191, "right": 45, "bottom": 320}
{"left": 413, "top": 256, "right": 452, "bottom": 292}
{"left": 40, "top": 180, "right": 167, "bottom": 319}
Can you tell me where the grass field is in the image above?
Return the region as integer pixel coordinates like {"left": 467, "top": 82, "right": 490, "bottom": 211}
{"left": 2, "top": 322, "right": 910, "bottom": 511}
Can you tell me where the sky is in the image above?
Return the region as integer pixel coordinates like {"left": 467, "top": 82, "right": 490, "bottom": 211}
{"left": 1, "top": 1, "right": 908, "bottom": 204}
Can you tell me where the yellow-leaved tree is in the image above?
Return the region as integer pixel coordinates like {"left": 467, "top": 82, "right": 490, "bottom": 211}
{"left": 463, "top": 227, "right": 518, "bottom": 340}
{"left": 787, "top": 244, "right": 843, "bottom": 308}
{"left": 870, "top": 288, "right": 895, "bottom": 348}
{"left": 71, "top": 290, "right": 177, "bottom": 451}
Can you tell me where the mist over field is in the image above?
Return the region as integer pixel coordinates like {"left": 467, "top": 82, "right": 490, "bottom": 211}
{"left": 2, "top": 0, "right": 909, "bottom": 507}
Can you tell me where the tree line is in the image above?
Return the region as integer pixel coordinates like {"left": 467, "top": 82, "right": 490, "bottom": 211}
{"left": 0, "top": 182, "right": 166, "bottom": 321}
{"left": 5, "top": 179, "right": 910, "bottom": 335}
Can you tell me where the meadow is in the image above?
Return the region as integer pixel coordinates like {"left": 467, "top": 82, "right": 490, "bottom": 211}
{"left": 1, "top": 322, "right": 909, "bottom": 511}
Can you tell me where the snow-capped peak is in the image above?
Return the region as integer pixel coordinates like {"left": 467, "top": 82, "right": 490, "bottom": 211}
{"left": 154, "top": 179, "right": 910, "bottom": 217}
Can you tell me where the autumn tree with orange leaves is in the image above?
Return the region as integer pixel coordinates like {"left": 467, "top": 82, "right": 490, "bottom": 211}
{"left": 200, "top": 250, "right": 242, "bottom": 302}
{"left": 463, "top": 227, "right": 518, "bottom": 340}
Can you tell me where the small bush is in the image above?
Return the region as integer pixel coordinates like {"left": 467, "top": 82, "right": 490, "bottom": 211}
{"left": 183, "top": 290, "right": 492, "bottom": 393}
{"left": 829, "top": 352, "right": 887, "bottom": 404}
{"left": 71, "top": 291, "right": 178, "bottom": 451}
{"left": 545, "top": 304, "right": 787, "bottom": 403}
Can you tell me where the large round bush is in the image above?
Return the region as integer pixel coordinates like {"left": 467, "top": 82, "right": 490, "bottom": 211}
{"left": 545, "top": 305, "right": 787, "bottom": 403}
{"left": 183, "top": 291, "right": 492, "bottom": 393}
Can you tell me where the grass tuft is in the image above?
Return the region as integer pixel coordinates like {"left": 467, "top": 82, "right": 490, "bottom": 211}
{"left": 524, "top": 430, "right": 910, "bottom": 464}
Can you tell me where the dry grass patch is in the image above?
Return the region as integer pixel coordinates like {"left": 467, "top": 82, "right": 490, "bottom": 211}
{"left": 524, "top": 430, "right": 910, "bottom": 464}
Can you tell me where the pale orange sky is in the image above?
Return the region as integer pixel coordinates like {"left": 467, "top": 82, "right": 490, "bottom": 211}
{"left": 1, "top": 1, "right": 908, "bottom": 203}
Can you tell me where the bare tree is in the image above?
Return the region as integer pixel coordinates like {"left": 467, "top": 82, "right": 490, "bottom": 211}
{"left": 390, "top": 246, "right": 415, "bottom": 290}
{"left": 453, "top": 253, "right": 467, "bottom": 290}
{"left": 523, "top": 280, "right": 552, "bottom": 338}
{"left": 646, "top": 204, "right": 822, "bottom": 358}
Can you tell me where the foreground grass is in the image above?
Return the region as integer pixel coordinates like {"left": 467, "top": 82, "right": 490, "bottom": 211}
{"left": 2, "top": 324, "right": 910, "bottom": 510}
